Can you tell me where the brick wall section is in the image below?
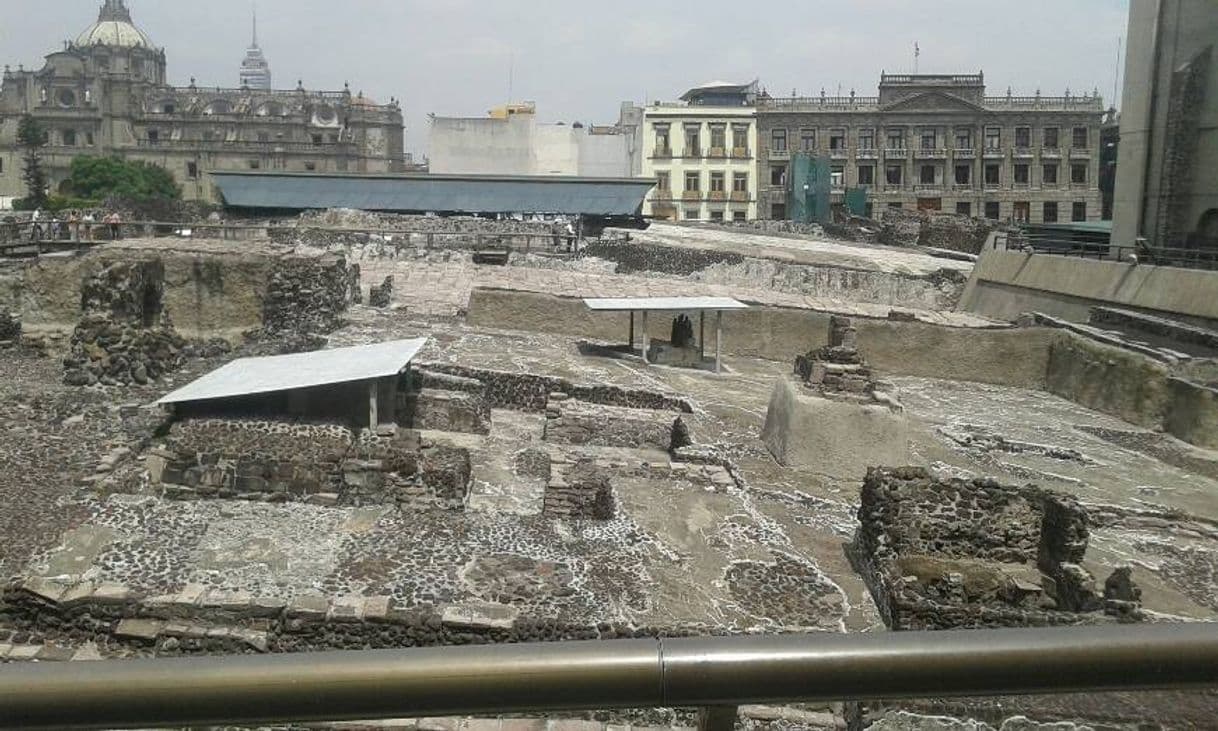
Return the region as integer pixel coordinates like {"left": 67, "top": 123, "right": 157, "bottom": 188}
{"left": 542, "top": 396, "right": 679, "bottom": 451}
{"left": 261, "top": 256, "right": 357, "bottom": 336}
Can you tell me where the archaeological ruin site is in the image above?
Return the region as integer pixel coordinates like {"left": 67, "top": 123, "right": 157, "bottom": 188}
{"left": 0, "top": 210, "right": 1216, "bottom": 729}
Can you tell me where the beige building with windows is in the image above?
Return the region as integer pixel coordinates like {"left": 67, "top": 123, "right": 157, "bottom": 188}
{"left": 642, "top": 82, "right": 758, "bottom": 222}
{"left": 756, "top": 73, "right": 1105, "bottom": 223}
{"left": 0, "top": 0, "right": 405, "bottom": 205}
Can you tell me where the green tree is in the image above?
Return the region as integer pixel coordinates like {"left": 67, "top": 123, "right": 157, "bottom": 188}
{"left": 16, "top": 115, "right": 48, "bottom": 210}
{"left": 64, "top": 156, "right": 181, "bottom": 202}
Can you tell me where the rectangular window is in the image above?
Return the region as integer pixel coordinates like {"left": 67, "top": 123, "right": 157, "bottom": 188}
{"left": 684, "top": 125, "right": 701, "bottom": 156}
{"left": 186, "top": 162, "right": 198, "bottom": 179}
{"left": 248, "top": 159, "right": 261, "bottom": 169}
{"left": 954, "top": 128, "right": 973, "bottom": 149}
{"left": 830, "top": 167, "right": 844, "bottom": 187}
{"left": 733, "top": 172, "right": 749, "bottom": 193}
{"left": 985, "top": 164, "right": 1001, "bottom": 185}
{"left": 771, "top": 202, "right": 787, "bottom": 219}
{"left": 655, "top": 124, "right": 671, "bottom": 153}
{"left": 800, "top": 128, "right": 817, "bottom": 151}
{"left": 888, "top": 202, "right": 904, "bottom": 209}
{"left": 885, "top": 164, "right": 903, "bottom": 185}
{"left": 829, "top": 128, "right": 846, "bottom": 150}
{"left": 886, "top": 129, "right": 905, "bottom": 149}
{"left": 1072, "top": 202, "right": 1087, "bottom": 221}
{"left": 304, "top": 162, "right": 317, "bottom": 172}
{"left": 920, "top": 165, "right": 936, "bottom": 184}
{"left": 731, "top": 124, "right": 749, "bottom": 151}
{"left": 857, "top": 165, "right": 875, "bottom": 185}
{"left": 920, "top": 128, "right": 937, "bottom": 150}
{"left": 770, "top": 164, "right": 787, "bottom": 187}
{"left": 684, "top": 208, "right": 700, "bottom": 221}
{"left": 859, "top": 128, "right": 875, "bottom": 150}
{"left": 1015, "top": 127, "right": 1031, "bottom": 148}
{"left": 710, "top": 125, "right": 726, "bottom": 151}
{"left": 956, "top": 201, "right": 971, "bottom": 216}
{"left": 1014, "top": 164, "right": 1030, "bottom": 184}
{"left": 1072, "top": 127, "right": 1088, "bottom": 148}
{"left": 771, "top": 129, "right": 787, "bottom": 152}
{"left": 1014, "top": 201, "right": 1030, "bottom": 223}
{"left": 1043, "top": 202, "right": 1059, "bottom": 223}
{"left": 85, "top": 132, "right": 94, "bottom": 146}
{"left": 954, "top": 164, "right": 971, "bottom": 185}
{"left": 63, "top": 129, "right": 77, "bottom": 146}
{"left": 984, "top": 127, "right": 1001, "bottom": 149}
{"left": 312, "top": 134, "right": 323, "bottom": 145}
{"left": 684, "top": 171, "right": 700, "bottom": 192}
{"left": 985, "top": 201, "right": 1001, "bottom": 220}
{"left": 1044, "top": 127, "right": 1059, "bottom": 148}
{"left": 710, "top": 171, "right": 726, "bottom": 193}
{"left": 1043, "top": 164, "right": 1059, "bottom": 185}
{"left": 710, "top": 210, "right": 724, "bottom": 222}
{"left": 733, "top": 211, "right": 747, "bottom": 222}
{"left": 656, "top": 171, "right": 670, "bottom": 191}
{"left": 1071, "top": 163, "right": 1088, "bottom": 184}
{"left": 147, "top": 129, "right": 159, "bottom": 143}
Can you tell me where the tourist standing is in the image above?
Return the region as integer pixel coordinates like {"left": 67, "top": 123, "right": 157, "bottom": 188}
{"left": 105, "top": 212, "right": 122, "bottom": 240}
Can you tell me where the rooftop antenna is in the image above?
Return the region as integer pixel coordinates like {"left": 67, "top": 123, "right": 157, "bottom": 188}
{"left": 251, "top": 1, "right": 258, "bottom": 47}
{"left": 914, "top": 42, "right": 920, "bottom": 74}
{"left": 1113, "top": 35, "right": 1124, "bottom": 107}
{"left": 508, "top": 52, "right": 515, "bottom": 104}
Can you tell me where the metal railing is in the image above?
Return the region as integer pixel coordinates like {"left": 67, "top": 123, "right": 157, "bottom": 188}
{"left": 0, "top": 626, "right": 1215, "bottom": 730}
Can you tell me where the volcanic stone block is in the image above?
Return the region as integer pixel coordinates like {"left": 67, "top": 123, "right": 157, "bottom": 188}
{"left": 761, "top": 376, "right": 909, "bottom": 480}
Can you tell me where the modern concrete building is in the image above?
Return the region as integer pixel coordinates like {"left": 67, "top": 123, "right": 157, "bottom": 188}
{"left": 428, "top": 102, "right": 642, "bottom": 178}
{"left": 0, "top": 0, "right": 405, "bottom": 205}
{"left": 238, "top": 10, "right": 272, "bottom": 91}
{"left": 642, "top": 81, "right": 759, "bottom": 222}
{"left": 755, "top": 74, "right": 1106, "bottom": 223}
{"left": 1112, "top": 0, "right": 1218, "bottom": 252}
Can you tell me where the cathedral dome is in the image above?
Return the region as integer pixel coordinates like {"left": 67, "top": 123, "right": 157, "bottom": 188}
{"left": 75, "top": 1, "right": 154, "bottom": 49}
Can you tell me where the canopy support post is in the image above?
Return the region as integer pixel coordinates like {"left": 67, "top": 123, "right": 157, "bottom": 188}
{"left": 641, "top": 310, "right": 650, "bottom": 365}
{"left": 715, "top": 310, "right": 723, "bottom": 374}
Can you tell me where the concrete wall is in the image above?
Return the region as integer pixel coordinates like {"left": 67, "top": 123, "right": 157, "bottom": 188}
{"left": 958, "top": 247, "right": 1218, "bottom": 325}
{"left": 1113, "top": 0, "right": 1218, "bottom": 247}
{"left": 0, "top": 250, "right": 273, "bottom": 339}
{"left": 465, "top": 287, "right": 1051, "bottom": 389}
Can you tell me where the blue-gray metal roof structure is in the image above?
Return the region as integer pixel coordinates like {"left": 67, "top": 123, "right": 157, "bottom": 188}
{"left": 211, "top": 172, "right": 656, "bottom": 217}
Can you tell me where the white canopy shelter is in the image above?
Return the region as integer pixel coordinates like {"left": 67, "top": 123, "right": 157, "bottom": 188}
{"left": 582, "top": 297, "right": 749, "bottom": 373}
{"left": 158, "top": 338, "right": 429, "bottom": 427}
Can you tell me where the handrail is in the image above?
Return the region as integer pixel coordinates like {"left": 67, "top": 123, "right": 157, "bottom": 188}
{"left": 1, "top": 625, "right": 1215, "bottom": 730}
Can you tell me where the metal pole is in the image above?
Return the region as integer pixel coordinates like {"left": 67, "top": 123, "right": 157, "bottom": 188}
{"left": 715, "top": 310, "right": 723, "bottom": 374}
{"left": 699, "top": 311, "right": 706, "bottom": 362}
{"left": 2, "top": 627, "right": 1217, "bottom": 730}
{"left": 368, "top": 380, "right": 379, "bottom": 429}
{"left": 629, "top": 311, "right": 635, "bottom": 352}
{"left": 641, "top": 310, "right": 649, "bottom": 364}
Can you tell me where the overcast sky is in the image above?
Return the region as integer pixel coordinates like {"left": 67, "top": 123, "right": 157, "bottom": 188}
{"left": 2, "top": 0, "right": 1130, "bottom": 158}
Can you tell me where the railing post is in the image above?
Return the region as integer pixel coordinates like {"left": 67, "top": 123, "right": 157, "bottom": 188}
{"left": 697, "top": 705, "right": 738, "bottom": 731}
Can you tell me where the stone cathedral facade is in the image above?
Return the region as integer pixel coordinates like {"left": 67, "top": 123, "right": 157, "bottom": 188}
{"left": 0, "top": 0, "right": 405, "bottom": 205}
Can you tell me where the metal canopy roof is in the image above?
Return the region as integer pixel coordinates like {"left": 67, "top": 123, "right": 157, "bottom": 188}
{"left": 583, "top": 297, "right": 750, "bottom": 312}
{"left": 157, "top": 338, "right": 428, "bottom": 405}
{"left": 212, "top": 172, "right": 656, "bottom": 217}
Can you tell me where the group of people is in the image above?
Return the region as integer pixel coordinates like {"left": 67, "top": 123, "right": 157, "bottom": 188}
{"left": 27, "top": 209, "right": 123, "bottom": 243}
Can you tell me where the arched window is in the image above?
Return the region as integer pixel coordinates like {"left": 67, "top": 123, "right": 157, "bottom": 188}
{"left": 62, "top": 129, "right": 77, "bottom": 146}
{"left": 204, "top": 99, "right": 233, "bottom": 115}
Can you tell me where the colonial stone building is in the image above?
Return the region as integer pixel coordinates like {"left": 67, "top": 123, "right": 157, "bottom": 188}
{"left": 756, "top": 73, "right": 1106, "bottom": 223}
{"left": 0, "top": 0, "right": 405, "bottom": 205}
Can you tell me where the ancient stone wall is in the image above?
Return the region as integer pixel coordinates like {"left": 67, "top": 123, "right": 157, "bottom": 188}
{"left": 262, "top": 256, "right": 356, "bottom": 336}
{"left": 543, "top": 395, "right": 679, "bottom": 451}
{"left": 415, "top": 363, "right": 694, "bottom": 414}
{"left": 543, "top": 459, "right": 616, "bottom": 520}
{"left": 153, "top": 419, "right": 353, "bottom": 502}
{"left": 853, "top": 467, "right": 1140, "bottom": 630}
{"left": 405, "top": 388, "right": 491, "bottom": 435}
{"left": 0, "top": 312, "right": 19, "bottom": 342}
{"left": 151, "top": 419, "right": 471, "bottom": 510}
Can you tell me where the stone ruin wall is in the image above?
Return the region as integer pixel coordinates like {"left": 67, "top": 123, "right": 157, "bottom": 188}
{"left": 853, "top": 467, "right": 1142, "bottom": 631}
{"left": 581, "top": 238, "right": 965, "bottom": 312}
{"left": 1, "top": 576, "right": 729, "bottom": 662}
{"left": 151, "top": 419, "right": 472, "bottom": 511}
{"left": 261, "top": 255, "right": 359, "bottom": 337}
{"left": 542, "top": 395, "right": 679, "bottom": 451}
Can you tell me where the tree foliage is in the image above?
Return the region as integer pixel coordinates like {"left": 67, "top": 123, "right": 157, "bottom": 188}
{"left": 63, "top": 156, "right": 181, "bottom": 202}
{"left": 16, "top": 115, "right": 48, "bottom": 210}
